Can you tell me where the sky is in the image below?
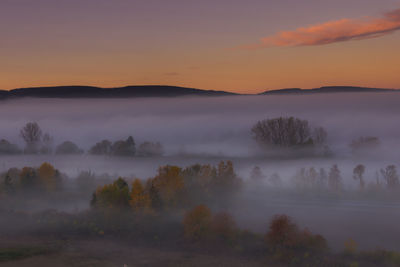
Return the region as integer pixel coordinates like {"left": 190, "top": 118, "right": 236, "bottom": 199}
{"left": 1, "top": 0, "right": 400, "bottom": 93}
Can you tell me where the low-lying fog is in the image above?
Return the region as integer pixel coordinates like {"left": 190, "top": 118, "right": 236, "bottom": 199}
{"left": 1, "top": 92, "right": 400, "bottom": 251}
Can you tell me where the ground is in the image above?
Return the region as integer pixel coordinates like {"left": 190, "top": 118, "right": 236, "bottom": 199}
{"left": 0, "top": 235, "right": 271, "bottom": 267}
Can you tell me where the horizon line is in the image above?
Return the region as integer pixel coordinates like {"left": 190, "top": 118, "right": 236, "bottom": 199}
{"left": 1, "top": 84, "right": 399, "bottom": 95}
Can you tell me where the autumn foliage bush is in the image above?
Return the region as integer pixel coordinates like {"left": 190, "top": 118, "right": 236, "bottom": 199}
{"left": 265, "top": 214, "right": 327, "bottom": 259}
{"left": 183, "top": 205, "right": 238, "bottom": 247}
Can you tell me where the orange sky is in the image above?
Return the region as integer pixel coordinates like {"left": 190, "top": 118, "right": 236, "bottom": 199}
{"left": 1, "top": 0, "right": 400, "bottom": 94}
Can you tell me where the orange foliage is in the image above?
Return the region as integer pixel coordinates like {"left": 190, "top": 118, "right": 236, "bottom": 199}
{"left": 152, "top": 166, "right": 185, "bottom": 208}
{"left": 183, "top": 205, "right": 212, "bottom": 242}
{"left": 265, "top": 214, "right": 327, "bottom": 255}
{"left": 210, "top": 212, "right": 237, "bottom": 243}
{"left": 38, "top": 162, "right": 57, "bottom": 192}
{"left": 129, "top": 179, "right": 151, "bottom": 212}
{"left": 92, "top": 178, "right": 130, "bottom": 209}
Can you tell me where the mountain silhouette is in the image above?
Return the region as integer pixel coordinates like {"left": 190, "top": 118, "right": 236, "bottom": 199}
{"left": 0, "top": 85, "right": 236, "bottom": 99}
{"left": 260, "top": 86, "right": 397, "bottom": 95}
{"left": 0, "top": 85, "right": 398, "bottom": 100}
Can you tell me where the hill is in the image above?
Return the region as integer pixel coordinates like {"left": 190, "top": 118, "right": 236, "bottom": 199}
{"left": 260, "top": 86, "right": 397, "bottom": 95}
{"left": 0, "top": 85, "right": 236, "bottom": 99}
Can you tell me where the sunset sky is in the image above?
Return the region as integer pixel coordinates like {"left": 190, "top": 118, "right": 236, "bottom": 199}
{"left": 1, "top": 0, "right": 400, "bottom": 93}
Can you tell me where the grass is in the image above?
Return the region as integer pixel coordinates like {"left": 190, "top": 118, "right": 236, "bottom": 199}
{"left": 0, "top": 246, "right": 51, "bottom": 262}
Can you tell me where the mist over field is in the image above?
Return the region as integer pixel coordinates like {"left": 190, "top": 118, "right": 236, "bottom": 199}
{"left": 1, "top": 92, "right": 400, "bottom": 157}
{"left": 1, "top": 93, "right": 400, "bottom": 253}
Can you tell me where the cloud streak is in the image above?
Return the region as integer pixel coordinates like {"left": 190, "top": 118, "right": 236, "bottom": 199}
{"left": 242, "top": 8, "right": 400, "bottom": 49}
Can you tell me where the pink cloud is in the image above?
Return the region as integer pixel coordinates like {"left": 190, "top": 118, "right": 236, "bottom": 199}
{"left": 242, "top": 8, "right": 400, "bottom": 49}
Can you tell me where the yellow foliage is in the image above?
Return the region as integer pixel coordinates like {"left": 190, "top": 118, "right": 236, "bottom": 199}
{"left": 152, "top": 166, "right": 185, "bottom": 208}
{"left": 38, "top": 162, "right": 56, "bottom": 192}
{"left": 344, "top": 238, "right": 358, "bottom": 254}
{"left": 130, "top": 179, "right": 151, "bottom": 212}
{"left": 183, "top": 205, "right": 212, "bottom": 241}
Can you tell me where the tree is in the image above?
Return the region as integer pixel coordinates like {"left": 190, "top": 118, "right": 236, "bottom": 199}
{"left": 146, "top": 180, "right": 163, "bottom": 210}
{"left": 265, "top": 214, "right": 327, "bottom": 256}
{"left": 151, "top": 166, "right": 185, "bottom": 208}
{"left": 76, "top": 171, "right": 96, "bottom": 192}
{"left": 19, "top": 167, "right": 39, "bottom": 192}
{"left": 350, "top": 136, "right": 380, "bottom": 155}
{"left": 38, "top": 162, "right": 57, "bottom": 192}
{"left": 20, "top": 122, "right": 42, "bottom": 153}
{"left": 89, "top": 140, "right": 112, "bottom": 155}
{"left": 0, "top": 139, "right": 21, "bottom": 155}
{"left": 130, "top": 179, "right": 151, "bottom": 212}
{"left": 313, "top": 127, "right": 328, "bottom": 145}
{"left": 3, "top": 173, "right": 15, "bottom": 195}
{"left": 251, "top": 117, "right": 315, "bottom": 148}
{"left": 91, "top": 178, "right": 130, "bottom": 209}
{"left": 328, "top": 165, "right": 342, "bottom": 192}
{"left": 353, "top": 164, "right": 366, "bottom": 190}
{"left": 112, "top": 136, "right": 136, "bottom": 157}
{"left": 293, "top": 167, "right": 318, "bottom": 189}
{"left": 269, "top": 173, "right": 282, "bottom": 187}
{"left": 213, "top": 161, "right": 241, "bottom": 194}
{"left": 55, "top": 141, "right": 83, "bottom": 155}
{"left": 265, "top": 214, "right": 299, "bottom": 253}
{"left": 380, "top": 165, "right": 399, "bottom": 189}
{"left": 317, "top": 168, "right": 327, "bottom": 189}
{"left": 183, "top": 205, "right": 212, "bottom": 242}
{"left": 250, "top": 166, "right": 266, "bottom": 182}
{"left": 40, "top": 133, "right": 54, "bottom": 154}
{"left": 210, "top": 212, "right": 237, "bottom": 243}
{"left": 137, "top": 141, "right": 164, "bottom": 157}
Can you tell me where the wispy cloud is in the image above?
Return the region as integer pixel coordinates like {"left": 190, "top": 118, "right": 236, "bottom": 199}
{"left": 241, "top": 8, "right": 400, "bottom": 49}
{"left": 164, "top": 72, "right": 180, "bottom": 76}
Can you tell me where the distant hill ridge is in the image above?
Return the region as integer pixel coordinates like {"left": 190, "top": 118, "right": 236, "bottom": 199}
{"left": 0, "top": 85, "right": 236, "bottom": 99}
{"left": 260, "top": 86, "right": 398, "bottom": 95}
{"left": 0, "top": 85, "right": 397, "bottom": 99}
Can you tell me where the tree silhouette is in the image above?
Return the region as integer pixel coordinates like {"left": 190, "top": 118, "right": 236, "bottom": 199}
{"left": 328, "top": 164, "right": 342, "bottom": 192}
{"left": 20, "top": 122, "right": 42, "bottom": 153}
{"left": 353, "top": 164, "right": 365, "bottom": 190}
{"left": 380, "top": 165, "right": 399, "bottom": 189}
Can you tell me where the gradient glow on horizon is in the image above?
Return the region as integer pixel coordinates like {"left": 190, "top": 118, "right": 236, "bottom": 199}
{"left": 1, "top": 0, "right": 400, "bottom": 93}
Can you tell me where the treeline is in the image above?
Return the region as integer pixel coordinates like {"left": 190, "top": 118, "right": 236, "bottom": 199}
{"left": 91, "top": 161, "right": 242, "bottom": 211}
{"left": 1, "top": 162, "right": 400, "bottom": 265}
{"left": 1, "top": 163, "right": 64, "bottom": 196}
{"left": 0, "top": 122, "right": 164, "bottom": 157}
{"left": 250, "top": 163, "right": 400, "bottom": 194}
{"left": 0, "top": 118, "right": 384, "bottom": 158}
{"left": 252, "top": 116, "right": 382, "bottom": 156}
{"left": 0, "top": 161, "right": 242, "bottom": 210}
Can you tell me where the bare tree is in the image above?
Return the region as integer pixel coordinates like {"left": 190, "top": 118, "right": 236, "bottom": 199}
{"left": 269, "top": 173, "right": 282, "bottom": 187}
{"left": 380, "top": 165, "right": 399, "bottom": 189}
{"left": 41, "top": 133, "right": 54, "bottom": 154}
{"left": 353, "top": 164, "right": 365, "bottom": 190}
{"left": 313, "top": 127, "right": 328, "bottom": 145}
{"left": 328, "top": 164, "right": 342, "bottom": 192}
{"left": 350, "top": 136, "right": 380, "bottom": 155}
{"left": 318, "top": 168, "right": 327, "bottom": 189}
{"left": 20, "top": 122, "right": 42, "bottom": 153}
{"left": 250, "top": 166, "right": 266, "bottom": 182}
{"left": 251, "top": 117, "right": 327, "bottom": 150}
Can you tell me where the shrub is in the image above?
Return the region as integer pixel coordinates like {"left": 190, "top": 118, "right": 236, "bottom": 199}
{"left": 265, "top": 214, "right": 327, "bottom": 257}
{"left": 111, "top": 136, "right": 136, "bottom": 157}
{"left": 0, "top": 139, "right": 21, "bottom": 155}
{"left": 350, "top": 136, "right": 380, "bottom": 155}
{"left": 91, "top": 178, "right": 130, "bottom": 209}
{"left": 38, "top": 162, "right": 59, "bottom": 192}
{"left": 89, "top": 140, "right": 112, "bottom": 155}
{"left": 252, "top": 117, "right": 324, "bottom": 149}
{"left": 183, "top": 205, "right": 212, "bottom": 242}
{"left": 137, "top": 142, "right": 164, "bottom": 157}
{"left": 55, "top": 141, "right": 83, "bottom": 155}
